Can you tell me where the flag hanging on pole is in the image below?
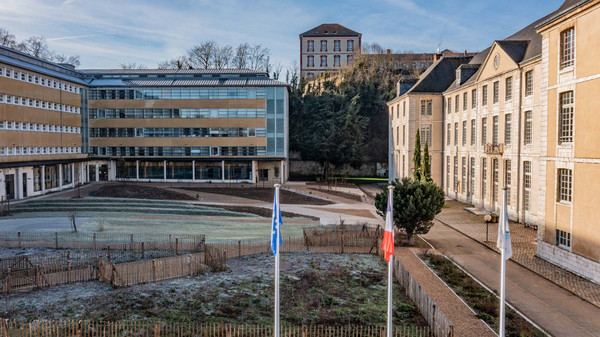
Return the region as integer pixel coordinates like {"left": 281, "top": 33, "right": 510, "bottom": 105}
{"left": 271, "top": 187, "right": 283, "bottom": 255}
{"left": 496, "top": 191, "right": 512, "bottom": 260}
{"left": 381, "top": 188, "right": 394, "bottom": 262}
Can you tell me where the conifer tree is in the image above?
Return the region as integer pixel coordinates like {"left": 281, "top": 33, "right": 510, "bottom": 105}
{"left": 413, "top": 131, "right": 422, "bottom": 181}
{"left": 422, "top": 141, "right": 432, "bottom": 182}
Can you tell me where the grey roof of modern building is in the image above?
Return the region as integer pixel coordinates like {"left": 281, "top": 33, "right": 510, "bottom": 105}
{"left": 299, "top": 23, "right": 361, "bottom": 37}
{"left": 79, "top": 68, "right": 267, "bottom": 75}
{"left": 84, "top": 77, "right": 288, "bottom": 88}
{"left": 0, "top": 46, "right": 88, "bottom": 85}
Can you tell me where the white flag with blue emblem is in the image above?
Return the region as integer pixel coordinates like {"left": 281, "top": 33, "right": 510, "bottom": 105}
{"left": 497, "top": 189, "right": 512, "bottom": 260}
{"left": 271, "top": 188, "right": 283, "bottom": 255}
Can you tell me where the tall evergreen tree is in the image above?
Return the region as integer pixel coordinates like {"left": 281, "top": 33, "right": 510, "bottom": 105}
{"left": 413, "top": 131, "right": 422, "bottom": 181}
{"left": 422, "top": 141, "right": 432, "bottom": 182}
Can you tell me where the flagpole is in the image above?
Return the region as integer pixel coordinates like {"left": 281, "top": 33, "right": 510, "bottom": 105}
{"left": 499, "top": 188, "right": 507, "bottom": 337}
{"left": 386, "top": 185, "right": 394, "bottom": 337}
{"left": 274, "top": 183, "right": 281, "bottom": 337}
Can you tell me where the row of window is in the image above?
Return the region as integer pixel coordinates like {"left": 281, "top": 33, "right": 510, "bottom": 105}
{"left": 0, "top": 146, "right": 81, "bottom": 156}
{"left": 89, "top": 108, "right": 267, "bottom": 119}
{"left": 306, "top": 55, "right": 353, "bottom": 68}
{"left": 0, "top": 121, "right": 81, "bottom": 134}
{"left": 116, "top": 161, "right": 253, "bottom": 180}
{"left": 91, "top": 146, "right": 267, "bottom": 157}
{"left": 32, "top": 164, "right": 74, "bottom": 192}
{"left": 89, "top": 88, "right": 266, "bottom": 100}
{"left": 89, "top": 127, "right": 266, "bottom": 138}
{"left": 0, "top": 66, "right": 81, "bottom": 94}
{"left": 306, "top": 39, "right": 354, "bottom": 52}
{"left": 0, "top": 93, "right": 81, "bottom": 114}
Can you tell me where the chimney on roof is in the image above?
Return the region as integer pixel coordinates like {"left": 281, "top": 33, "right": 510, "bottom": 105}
{"left": 386, "top": 49, "right": 391, "bottom": 55}
{"left": 433, "top": 53, "right": 443, "bottom": 62}
{"left": 464, "top": 50, "right": 467, "bottom": 56}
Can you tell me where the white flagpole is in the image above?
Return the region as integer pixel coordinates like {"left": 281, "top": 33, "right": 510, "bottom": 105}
{"left": 274, "top": 183, "right": 281, "bottom": 337}
{"left": 499, "top": 188, "right": 507, "bottom": 337}
{"left": 386, "top": 185, "right": 394, "bottom": 337}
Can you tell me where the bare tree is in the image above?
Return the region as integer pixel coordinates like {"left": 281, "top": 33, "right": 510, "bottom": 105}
{"left": 0, "top": 28, "right": 17, "bottom": 49}
{"left": 21, "top": 36, "right": 52, "bottom": 59}
{"left": 120, "top": 62, "right": 147, "bottom": 70}
{"left": 247, "top": 44, "right": 270, "bottom": 71}
{"left": 158, "top": 56, "right": 192, "bottom": 70}
{"left": 53, "top": 53, "right": 81, "bottom": 67}
{"left": 188, "top": 41, "right": 217, "bottom": 69}
{"left": 233, "top": 43, "right": 250, "bottom": 69}
{"left": 271, "top": 61, "right": 283, "bottom": 80}
{"left": 213, "top": 45, "right": 233, "bottom": 69}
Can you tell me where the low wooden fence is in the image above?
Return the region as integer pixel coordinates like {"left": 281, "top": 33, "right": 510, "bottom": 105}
{"left": 0, "top": 321, "right": 433, "bottom": 337}
{"left": 0, "top": 232, "right": 205, "bottom": 253}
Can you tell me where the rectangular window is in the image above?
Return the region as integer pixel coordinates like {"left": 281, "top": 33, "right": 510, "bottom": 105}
{"left": 505, "top": 77, "right": 512, "bottom": 101}
{"left": 493, "top": 116, "right": 499, "bottom": 144}
{"left": 447, "top": 97, "right": 452, "bottom": 114}
{"left": 471, "top": 119, "right": 476, "bottom": 146}
{"left": 420, "top": 99, "right": 432, "bottom": 116}
{"left": 493, "top": 159, "right": 499, "bottom": 205}
{"left": 462, "top": 121, "right": 467, "bottom": 146}
{"left": 557, "top": 169, "right": 572, "bottom": 202}
{"left": 447, "top": 123, "right": 451, "bottom": 145}
{"left": 482, "top": 85, "right": 488, "bottom": 106}
{"left": 455, "top": 95, "right": 459, "bottom": 113}
{"left": 472, "top": 89, "right": 477, "bottom": 109}
{"left": 505, "top": 114, "right": 512, "bottom": 145}
{"left": 347, "top": 40, "right": 354, "bottom": 51}
{"left": 559, "top": 91, "right": 574, "bottom": 144}
{"left": 446, "top": 156, "right": 451, "bottom": 190}
{"left": 454, "top": 156, "right": 458, "bottom": 192}
{"left": 420, "top": 125, "right": 432, "bottom": 146}
{"left": 347, "top": 55, "right": 354, "bottom": 64}
{"left": 307, "top": 56, "right": 314, "bottom": 67}
{"left": 505, "top": 160, "right": 512, "bottom": 205}
{"left": 320, "top": 40, "right": 327, "bottom": 52}
{"left": 525, "top": 71, "right": 533, "bottom": 96}
{"left": 454, "top": 122, "right": 458, "bottom": 145}
{"left": 524, "top": 111, "right": 533, "bottom": 145}
{"left": 334, "top": 55, "right": 340, "bottom": 67}
{"left": 493, "top": 81, "right": 499, "bottom": 104}
{"left": 463, "top": 92, "right": 468, "bottom": 111}
{"left": 481, "top": 117, "right": 487, "bottom": 145}
{"left": 320, "top": 55, "right": 327, "bottom": 67}
{"left": 560, "top": 28, "right": 575, "bottom": 69}
{"left": 482, "top": 158, "right": 487, "bottom": 199}
{"left": 523, "top": 161, "right": 531, "bottom": 211}
{"left": 461, "top": 157, "right": 466, "bottom": 195}
{"left": 470, "top": 158, "right": 475, "bottom": 196}
{"left": 307, "top": 40, "right": 314, "bottom": 52}
{"left": 402, "top": 125, "right": 406, "bottom": 146}
{"left": 556, "top": 229, "right": 571, "bottom": 248}
{"left": 334, "top": 40, "right": 340, "bottom": 51}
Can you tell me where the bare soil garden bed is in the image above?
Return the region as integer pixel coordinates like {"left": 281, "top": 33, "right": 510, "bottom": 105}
{"left": 89, "top": 184, "right": 196, "bottom": 201}
{"left": 0, "top": 253, "right": 427, "bottom": 327}
{"left": 182, "top": 187, "right": 334, "bottom": 205}
{"left": 200, "top": 204, "right": 319, "bottom": 221}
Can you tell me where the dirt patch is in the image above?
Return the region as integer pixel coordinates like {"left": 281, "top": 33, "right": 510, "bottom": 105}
{"left": 199, "top": 204, "right": 320, "bottom": 221}
{"left": 309, "top": 207, "right": 376, "bottom": 219}
{"left": 181, "top": 187, "right": 334, "bottom": 205}
{"left": 307, "top": 188, "right": 363, "bottom": 202}
{"left": 89, "top": 185, "right": 196, "bottom": 201}
{"left": 0, "top": 253, "right": 427, "bottom": 327}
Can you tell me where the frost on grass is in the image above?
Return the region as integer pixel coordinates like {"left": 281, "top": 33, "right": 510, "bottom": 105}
{"left": 0, "top": 253, "right": 427, "bottom": 327}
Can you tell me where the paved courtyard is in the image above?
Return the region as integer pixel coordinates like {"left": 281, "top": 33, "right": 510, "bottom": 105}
{"left": 436, "top": 200, "right": 600, "bottom": 308}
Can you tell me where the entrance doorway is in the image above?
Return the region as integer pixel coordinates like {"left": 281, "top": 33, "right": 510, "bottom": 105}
{"left": 22, "top": 173, "right": 27, "bottom": 198}
{"left": 5, "top": 174, "right": 15, "bottom": 200}
{"left": 98, "top": 165, "right": 109, "bottom": 181}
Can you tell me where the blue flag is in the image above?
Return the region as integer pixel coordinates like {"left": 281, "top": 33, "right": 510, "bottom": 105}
{"left": 270, "top": 189, "right": 283, "bottom": 255}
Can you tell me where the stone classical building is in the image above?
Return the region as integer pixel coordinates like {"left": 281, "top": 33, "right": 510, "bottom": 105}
{"left": 388, "top": 0, "right": 600, "bottom": 283}
{"left": 0, "top": 46, "right": 289, "bottom": 202}
{"left": 299, "top": 23, "right": 361, "bottom": 80}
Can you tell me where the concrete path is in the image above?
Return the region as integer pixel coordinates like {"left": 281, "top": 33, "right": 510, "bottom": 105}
{"left": 423, "top": 221, "right": 600, "bottom": 337}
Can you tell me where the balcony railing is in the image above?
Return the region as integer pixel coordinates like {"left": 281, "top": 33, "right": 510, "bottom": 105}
{"left": 484, "top": 143, "right": 504, "bottom": 155}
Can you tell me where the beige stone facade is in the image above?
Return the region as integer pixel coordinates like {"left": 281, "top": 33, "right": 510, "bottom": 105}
{"left": 388, "top": 0, "right": 600, "bottom": 282}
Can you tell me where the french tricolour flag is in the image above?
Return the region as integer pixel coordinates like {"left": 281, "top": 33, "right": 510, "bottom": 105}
{"left": 381, "top": 191, "right": 394, "bottom": 262}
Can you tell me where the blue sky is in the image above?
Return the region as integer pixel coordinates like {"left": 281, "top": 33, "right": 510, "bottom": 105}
{"left": 0, "top": 0, "right": 565, "bottom": 70}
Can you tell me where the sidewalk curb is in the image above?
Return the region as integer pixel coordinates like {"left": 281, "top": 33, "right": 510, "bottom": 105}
{"left": 433, "top": 216, "right": 600, "bottom": 310}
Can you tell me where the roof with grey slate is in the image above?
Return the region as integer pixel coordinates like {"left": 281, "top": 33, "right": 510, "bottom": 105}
{"left": 300, "top": 23, "right": 361, "bottom": 37}
{"left": 84, "top": 77, "right": 287, "bottom": 88}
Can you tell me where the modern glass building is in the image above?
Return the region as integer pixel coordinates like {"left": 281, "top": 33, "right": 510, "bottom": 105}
{"left": 0, "top": 46, "right": 289, "bottom": 201}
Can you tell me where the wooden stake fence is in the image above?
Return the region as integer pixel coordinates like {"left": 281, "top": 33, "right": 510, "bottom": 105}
{"left": 0, "top": 321, "right": 434, "bottom": 337}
